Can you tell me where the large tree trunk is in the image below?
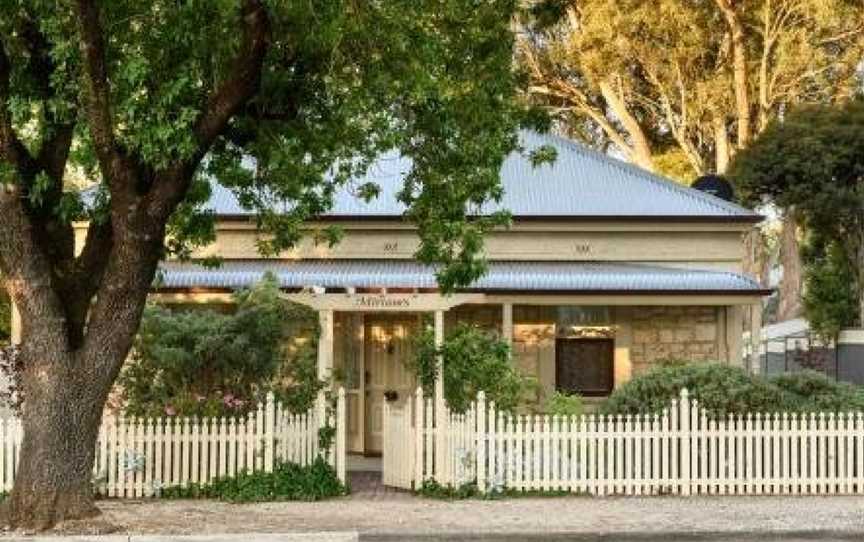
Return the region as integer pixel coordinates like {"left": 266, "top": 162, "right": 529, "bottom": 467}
{"left": 2, "top": 351, "right": 110, "bottom": 530}
{"left": 715, "top": 0, "right": 752, "bottom": 148}
{"left": 0, "top": 215, "right": 160, "bottom": 530}
{"left": 777, "top": 211, "right": 803, "bottom": 322}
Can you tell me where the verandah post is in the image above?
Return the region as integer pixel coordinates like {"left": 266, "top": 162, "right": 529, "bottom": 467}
{"left": 433, "top": 310, "right": 447, "bottom": 484}
{"left": 316, "top": 309, "right": 335, "bottom": 424}
{"left": 336, "top": 387, "right": 346, "bottom": 484}
{"left": 680, "top": 388, "right": 691, "bottom": 495}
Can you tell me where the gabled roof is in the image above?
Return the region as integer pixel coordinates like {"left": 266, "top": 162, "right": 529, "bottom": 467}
{"left": 156, "top": 260, "right": 766, "bottom": 294}
{"left": 206, "top": 131, "right": 759, "bottom": 221}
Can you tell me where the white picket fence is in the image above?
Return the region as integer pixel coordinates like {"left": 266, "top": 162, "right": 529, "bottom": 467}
{"left": 0, "top": 389, "right": 346, "bottom": 498}
{"left": 384, "top": 388, "right": 864, "bottom": 496}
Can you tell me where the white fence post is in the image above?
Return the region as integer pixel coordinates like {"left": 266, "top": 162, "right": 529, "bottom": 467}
{"left": 476, "top": 391, "right": 487, "bottom": 493}
{"left": 680, "top": 388, "right": 691, "bottom": 496}
{"left": 264, "top": 392, "right": 275, "bottom": 473}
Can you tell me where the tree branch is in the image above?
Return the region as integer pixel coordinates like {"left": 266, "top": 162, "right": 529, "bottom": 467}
{"left": 191, "top": 0, "right": 270, "bottom": 161}
{"left": 0, "top": 43, "right": 37, "bottom": 176}
{"left": 148, "top": 0, "right": 271, "bottom": 219}
{"left": 73, "top": 0, "right": 121, "bottom": 175}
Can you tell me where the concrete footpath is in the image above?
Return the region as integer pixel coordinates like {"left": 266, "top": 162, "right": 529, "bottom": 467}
{"left": 4, "top": 495, "right": 864, "bottom": 540}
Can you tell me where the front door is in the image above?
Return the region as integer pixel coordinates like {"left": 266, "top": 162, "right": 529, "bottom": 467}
{"left": 364, "top": 315, "right": 418, "bottom": 455}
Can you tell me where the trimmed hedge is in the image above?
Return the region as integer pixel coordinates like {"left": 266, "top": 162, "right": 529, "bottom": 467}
{"left": 601, "top": 364, "right": 864, "bottom": 416}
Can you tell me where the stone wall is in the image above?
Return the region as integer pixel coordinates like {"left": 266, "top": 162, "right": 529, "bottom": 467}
{"left": 630, "top": 306, "right": 720, "bottom": 375}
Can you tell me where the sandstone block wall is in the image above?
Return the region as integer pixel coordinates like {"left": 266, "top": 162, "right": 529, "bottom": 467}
{"left": 630, "top": 306, "right": 720, "bottom": 375}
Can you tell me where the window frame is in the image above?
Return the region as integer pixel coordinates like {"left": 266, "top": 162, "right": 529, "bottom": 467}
{"left": 554, "top": 337, "right": 615, "bottom": 397}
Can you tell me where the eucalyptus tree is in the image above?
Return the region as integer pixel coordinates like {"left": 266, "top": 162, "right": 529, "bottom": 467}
{"left": 730, "top": 100, "right": 864, "bottom": 337}
{"left": 520, "top": 0, "right": 864, "bottom": 319}
{"left": 0, "top": 0, "right": 532, "bottom": 529}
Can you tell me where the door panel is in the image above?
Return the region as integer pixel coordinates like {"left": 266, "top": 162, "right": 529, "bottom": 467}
{"left": 364, "top": 315, "right": 418, "bottom": 454}
{"left": 335, "top": 313, "right": 365, "bottom": 453}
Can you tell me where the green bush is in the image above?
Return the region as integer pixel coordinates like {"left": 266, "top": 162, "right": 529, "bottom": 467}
{"left": 770, "top": 371, "right": 864, "bottom": 413}
{"left": 417, "top": 479, "right": 481, "bottom": 499}
{"left": 544, "top": 390, "right": 584, "bottom": 417}
{"left": 602, "top": 364, "right": 783, "bottom": 416}
{"left": 120, "top": 274, "right": 321, "bottom": 418}
{"left": 160, "top": 458, "right": 346, "bottom": 502}
{"left": 408, "top": 323, "right": 536, "bottom": 414}
{"left": 602, "top": 363, "right": 864, "bottom": 416}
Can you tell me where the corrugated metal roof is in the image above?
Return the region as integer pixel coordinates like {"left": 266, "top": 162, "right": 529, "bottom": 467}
{"left": 156, "top": 260, "right": 763, "bottom": 292}
{"left": 206, "top": 131, "right": 758, "bottom": 219}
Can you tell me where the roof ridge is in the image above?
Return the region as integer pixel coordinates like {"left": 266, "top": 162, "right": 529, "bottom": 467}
{"left": 533, "top": 131, "right": 757, "bottom": 217}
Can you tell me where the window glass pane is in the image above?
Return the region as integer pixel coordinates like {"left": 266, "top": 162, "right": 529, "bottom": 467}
{"left": 555, "top": 338, "right": 614, "bottom": 396}
{"left": 556, "top": 306, "right": 610, "bottom": 330}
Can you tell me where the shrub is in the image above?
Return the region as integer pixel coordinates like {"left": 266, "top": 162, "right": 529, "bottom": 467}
{"left": 601, "top": 364, "right": 784, "bottom": 416}
{"left": 409, "top": 323, "right": 536, "bottom": 414}
{"left": 770, "top": 371, "right": 864, "bottom": 413}
{"left": 602, "top": 363, "right": 864, "bottom": 416}
{"left": 417, "top": 479, "right": 480, "bottom": 499}
{"left": 160, "top": 458, "right": 346, "bottom": 502}
{"left": 120, "top": 274, "right": 321, "bottom": 418}
{"left": 544, "top": 391, "right": 584, "bottom": 417}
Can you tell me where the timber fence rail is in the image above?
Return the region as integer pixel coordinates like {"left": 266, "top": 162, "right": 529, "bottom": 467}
{"left": 0, "top": 389, "right": 346, "bottom": 498}
{"left": 384, "top": 388, "right": 864, "bottom": 496}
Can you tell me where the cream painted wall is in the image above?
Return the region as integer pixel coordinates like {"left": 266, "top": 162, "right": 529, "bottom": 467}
{"left": 182, "top": 224, "right": 748, "bottom": 270}
{"left": 73, "top": 218, "right": 752, "bottom": 271}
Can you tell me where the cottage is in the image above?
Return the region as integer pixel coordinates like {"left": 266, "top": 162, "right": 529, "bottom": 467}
{"left": 33, "top": 130, "right": 764, "bottom": 457}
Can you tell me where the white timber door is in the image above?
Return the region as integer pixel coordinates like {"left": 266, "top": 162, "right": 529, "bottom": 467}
{"left": 364, "top": 315, "right": 418, "bottom": 455}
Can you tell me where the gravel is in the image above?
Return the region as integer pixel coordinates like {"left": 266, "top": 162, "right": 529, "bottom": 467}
{"left": 86, "top": 495, "right": 864, "bottom": 538}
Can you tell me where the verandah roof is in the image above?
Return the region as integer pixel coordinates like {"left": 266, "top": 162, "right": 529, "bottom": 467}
{"left": 155, "top": 260, "right": 765, "bottom": 294}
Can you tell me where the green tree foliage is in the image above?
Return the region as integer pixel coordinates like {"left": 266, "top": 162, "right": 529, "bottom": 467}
{"left": 410, "top": 323, "right": 535, "bottom": 414}
{"left": 0, "top": 1, "right": 532, "bottom": 526}
{"left": 729, "top": 100, "right": 864, "bottom": 336}
{"left": 801, "top": 242, "right": 859, "bottom": 338}
{"left": 520, "top": 0, "right": 864, "bottom": 317}
{"left": 521, "top": 0, "right": 864, "bottom": 177}
{"left": 120, "top": 275, "right": 321, "bottom": 418}
{"left": 602, "top": 364, "right": 864, "bottom": 416}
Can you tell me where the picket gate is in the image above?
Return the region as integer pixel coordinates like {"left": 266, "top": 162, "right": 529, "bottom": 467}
{"left": 382, "top": 388, "right": 864, "bottom": 496}
{"left": 0, "top": 389, "right": 346, "bottom": 497}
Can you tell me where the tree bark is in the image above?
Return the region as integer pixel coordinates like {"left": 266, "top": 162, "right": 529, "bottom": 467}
{"left": 713, "top": 115, "right": 731, "bottom": 174}
{"left": 715, "top": 0, "right": 752, "bottom": 147}
{"left": 777, "top": 211, "right": 803, "bottom": 321}
{"left": 1, "top": 351, "right": 108, "bottom": 529}
{"left": 599, "top": 80, "right": 655, "bottom": 171}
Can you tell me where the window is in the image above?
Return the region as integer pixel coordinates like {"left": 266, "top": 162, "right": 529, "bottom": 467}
{"left": 556, "top": 306, "right": 610, "bottom": 329}
{"left": 555, "top": 338, "right": 614, "bottom": 396}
